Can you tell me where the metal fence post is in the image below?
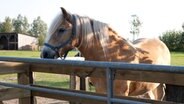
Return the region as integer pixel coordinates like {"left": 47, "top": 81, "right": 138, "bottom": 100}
{"left": 106, "top": 68, "right": 113, "bottom": 104}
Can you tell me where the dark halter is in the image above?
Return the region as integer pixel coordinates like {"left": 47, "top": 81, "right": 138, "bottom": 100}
{"left": 44, "top": 15, "right": 76, "bottom": 59}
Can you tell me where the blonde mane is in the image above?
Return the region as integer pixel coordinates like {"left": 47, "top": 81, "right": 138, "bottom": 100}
{"left": 75, "top": 16, "right": 111, "bottom": 58}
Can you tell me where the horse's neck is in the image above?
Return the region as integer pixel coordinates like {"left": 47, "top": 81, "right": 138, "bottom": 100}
{"left": 78, "top": 29, "right": 138, "bottom": 62}
{"left": 78, "top": 37, "right": 106, "bottom": 61}
{"left": 107, "top": 32, "right": 138, "bottom": 62}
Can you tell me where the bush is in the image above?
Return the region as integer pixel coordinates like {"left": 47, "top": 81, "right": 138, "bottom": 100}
{"left": 159, "top": 30, "right": 184, "bottom": 51}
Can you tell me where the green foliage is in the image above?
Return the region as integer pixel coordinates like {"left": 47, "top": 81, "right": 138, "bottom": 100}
{"left": 30, "top": 16, "right": 47, "bottom": 37}
{"left": 38, "top": 32, "right": 46, "bottom": 46}
{"left": 0, "top": 22, "right": 2, "bottom": 32}
{"left": 12, "top": 14, "right": 29, "bottom": 34}
{"left": 29, "top": 16, "right": 47, "bottom": 46}
{"left": 159, "top": 30, "right": 184, "bottom": 51}
{"left": 0, "top": 17, "right": 13, "bottom": 32}
{"left": 22, "top": 16, "right": 29, "bottom": 34}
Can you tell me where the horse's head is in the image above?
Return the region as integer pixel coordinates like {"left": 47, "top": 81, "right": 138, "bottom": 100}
{"left": 41, "top": 7, "right": 79, "bottom": 59}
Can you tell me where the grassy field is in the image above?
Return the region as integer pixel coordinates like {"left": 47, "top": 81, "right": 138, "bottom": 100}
{"left": 0, "top": 50, "right": 77, "bottom": 58}
{"left": 171, "top": 52, "right": 184, "bottom": 66}
{"left": 0, "top": 50, "right": 184, "bottom": 89}
{"left": 0, "top": 50, "right": 77, "bottom": 88}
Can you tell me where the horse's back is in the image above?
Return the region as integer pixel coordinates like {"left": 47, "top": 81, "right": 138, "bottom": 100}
{"left": 133, "top": 38, "right": 170, "bottom": 65}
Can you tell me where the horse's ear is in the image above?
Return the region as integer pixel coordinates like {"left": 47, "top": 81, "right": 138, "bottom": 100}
{"left": 61, "top": 7, "right": 72, "bottom": 22}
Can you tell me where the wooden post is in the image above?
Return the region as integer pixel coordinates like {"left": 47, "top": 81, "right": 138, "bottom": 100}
{"left": 18, "top": 64, "right": 34, "bottom": 104}
{"left": 69, "top": 75, "right": 77, "bottom": 104}
{"left": 165, "top": 84, "right": 184, "bottom": 103}
{"left": 70, "top": 75, "right": 76, "bottom": 90}
{"left": 70, "top": 75, "right": 88, "bottom": 91}
{"left": 70, "top": 75, "right": 88, "bottom": 104}
{"left": 85, "top": 77, "right": 90, "bottom": 91}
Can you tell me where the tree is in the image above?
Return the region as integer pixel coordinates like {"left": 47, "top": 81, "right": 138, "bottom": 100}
{"left": 22, "top": 16, "right": 29, "bottom": 34}
{"left": 30, "top": 16, "right": 47, "bottom": 46}
{"left": 0, "top": 22, "right": 3, "bottom": 32}
{"left": 0, "top": 17, "right": 13, "bottom": 32}
{"left": 159, "top": 30, "right": 183, "bottom": 51}
{"left": 130, "top": 14, "right": 142, "bottom": 41}
{"left": 38, "top": 33, "right": 45, "bottom": 47}
{"left": 13, "top": 14, "right": 29, "bottom": 34}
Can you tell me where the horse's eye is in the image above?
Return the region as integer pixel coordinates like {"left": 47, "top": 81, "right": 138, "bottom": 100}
{"left": 58, "top": 28, "right": 66, "bottom": 33}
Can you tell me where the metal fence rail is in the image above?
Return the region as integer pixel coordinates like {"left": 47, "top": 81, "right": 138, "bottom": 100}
{"left": 0, "top": 56, "right": 184, "bottom": 74}
{"left": 0, "top": 82, "right": 145, "bottom": 104}
{"left": 0, "top": 56, "right": 184, "bottom": 104}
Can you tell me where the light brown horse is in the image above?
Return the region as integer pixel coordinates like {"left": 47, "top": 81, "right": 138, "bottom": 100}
{"left": 41, "top": 7, "right": 170, "bottom": 100}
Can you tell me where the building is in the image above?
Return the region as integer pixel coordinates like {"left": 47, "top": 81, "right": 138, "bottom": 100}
{"left": 0, "top": 33, "right": 38, "bottom": 50}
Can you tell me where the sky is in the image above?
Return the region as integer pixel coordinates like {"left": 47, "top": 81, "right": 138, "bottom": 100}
{"left": 0, "top": 0, "right": 184, "bottom": 39}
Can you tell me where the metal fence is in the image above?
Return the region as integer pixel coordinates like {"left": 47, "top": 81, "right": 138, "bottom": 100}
{"left": 0, "top": 56, "right": 184, "bottom": 104}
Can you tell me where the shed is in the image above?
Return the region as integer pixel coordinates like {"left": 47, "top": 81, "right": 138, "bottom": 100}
{"left": 0, "top": 33, "right": 38, "bottom": 50}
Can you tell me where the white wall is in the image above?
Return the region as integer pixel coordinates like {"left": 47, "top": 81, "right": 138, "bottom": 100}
{"left": 18, "top": 34, "right": 37, "bottom": 50}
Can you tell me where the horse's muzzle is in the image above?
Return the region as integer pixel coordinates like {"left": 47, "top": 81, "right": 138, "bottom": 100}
{"left": 40, "top": 49, "right": 59, "bottom": 59}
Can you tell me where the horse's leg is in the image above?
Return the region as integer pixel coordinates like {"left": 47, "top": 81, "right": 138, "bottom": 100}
{"left": 144, "top": 90, "right": 155, "bottom": 99}
{"left": 91, "top": 79, "right": 131, "bottom": 96}
{"left": 90, "top": 78, "right": 130, "bottom": 96}
{"left": 114, "top": 80, "right": 130, "bottom": 96}
{"left": 129, "top": 82, "right": 160, "bottom": 96}
{"left": 141, "top": 84, "right": 165, "bottom": 100}
{"left": 151, "top": 84, "right": 166, "bottom": 100}
{"left": 90, "top": 78, "right": 107, "bottom": 93}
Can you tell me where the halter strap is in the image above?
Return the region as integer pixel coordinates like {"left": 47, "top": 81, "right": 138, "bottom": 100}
{"left": 44, "top": 15, "right": 77, "bottom": 58}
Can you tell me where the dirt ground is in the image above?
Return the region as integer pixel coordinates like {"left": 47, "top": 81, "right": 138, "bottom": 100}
{"left": 2, "top": 97, "right": 69, "bottom": 104}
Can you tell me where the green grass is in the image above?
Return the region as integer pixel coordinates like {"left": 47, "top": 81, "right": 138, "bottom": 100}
{"left": 0, "top": 50, "right": 78, "bottom": 88}
{"left": 0, "top": 74, "right": 17, "bottom": 83}
{"left": 0, "top": 50, "right": 184, "bottom": 89}
{"left": 0, "top": 50, "right": 77, "bottom": 58}
{"left": 35, "top": 73, "right": 70, "bottom": 88}
{"left": 0, "top": 50, "right": 40, "bottom": 58}
{"left": 171, "top": 52, "right": 184, "bottom": 66}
